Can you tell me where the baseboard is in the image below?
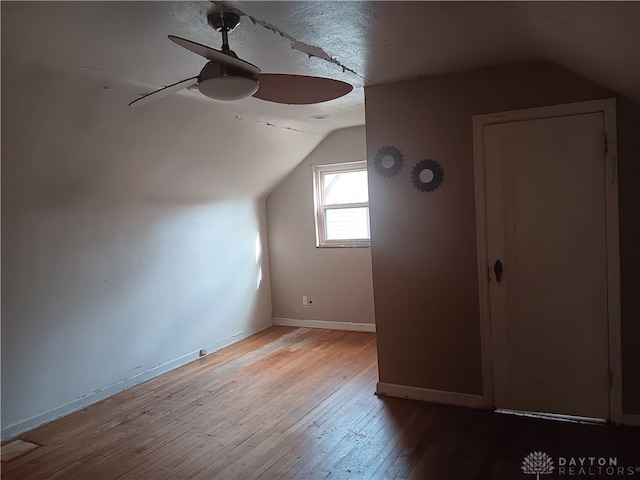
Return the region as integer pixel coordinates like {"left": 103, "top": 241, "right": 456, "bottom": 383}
{"left": 621, "top": 414, "right": 640, "bottom": 427}
{"left": 273, "top": 317, "right": 376, "bottom": 333}
{"left": 376, "top": 382, "right": 484, "bottom": 409}
{"left": 1, "top": 320, "right": 272, "bottom": 441}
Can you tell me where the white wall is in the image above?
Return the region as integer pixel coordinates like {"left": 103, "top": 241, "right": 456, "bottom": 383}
{"left": 266, "top": 126, "right": 375, "bottom": 327}
{"left": 2, "top": 199, "right": 273, "bottom": 439}
{"left": 1, "top": 57, "right": 275, "bottom": 440}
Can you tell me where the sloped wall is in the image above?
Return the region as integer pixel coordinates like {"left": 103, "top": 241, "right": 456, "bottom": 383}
{"left": 1, "top": 56, "right": 283, "bottom": 440}
{"left": 365, "top": 61, "right": 639, "bottom": 414}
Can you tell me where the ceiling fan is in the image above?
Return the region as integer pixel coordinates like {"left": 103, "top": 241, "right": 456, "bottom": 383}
{"left": 129, "top": 11, "right": 353, "bottom": 108}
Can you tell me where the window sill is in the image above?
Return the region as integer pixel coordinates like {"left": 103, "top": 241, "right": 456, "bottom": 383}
{"left": 315, "top": 243, "right": 371, "bottom": 249}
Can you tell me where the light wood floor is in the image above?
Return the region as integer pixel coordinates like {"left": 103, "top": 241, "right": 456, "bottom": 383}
{"left": 2, "top": 326, "right": 638, "bottom": 479}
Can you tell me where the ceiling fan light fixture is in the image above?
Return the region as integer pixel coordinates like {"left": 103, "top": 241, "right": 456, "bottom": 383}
{"left": 198, "top": 76, "right": 259, "bottom": 101}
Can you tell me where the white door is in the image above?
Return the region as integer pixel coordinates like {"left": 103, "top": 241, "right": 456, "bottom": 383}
{"left": 484, "top": 112, "right": 610, "bottom": 419}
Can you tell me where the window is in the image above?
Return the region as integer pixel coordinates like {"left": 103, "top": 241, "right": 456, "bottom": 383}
{"left": 313, "top": 161, "right": 370, "bottom": 247}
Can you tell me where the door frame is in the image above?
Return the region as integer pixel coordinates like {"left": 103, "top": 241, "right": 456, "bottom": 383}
{"left": 472, "top": 99, "right": 622, "bottom": 424}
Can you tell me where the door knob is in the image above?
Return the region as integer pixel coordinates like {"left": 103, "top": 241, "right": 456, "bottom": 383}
{"left": 493, "top": 259, "right": 503, "bottom": 283}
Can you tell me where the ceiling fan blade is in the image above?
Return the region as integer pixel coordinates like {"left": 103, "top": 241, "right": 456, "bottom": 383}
{"left": 168, "top": 35, "right": 260, "bottom": 75}
{"left": 129, "top": 77, "right": 198, "bottom": 108}
{"left": 253, "top": 74, "right": 353, "bottom": 105}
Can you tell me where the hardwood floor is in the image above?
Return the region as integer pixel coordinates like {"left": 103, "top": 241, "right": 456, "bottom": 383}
{"left": 2, "top": 326, "right": 638, "bottom": 479}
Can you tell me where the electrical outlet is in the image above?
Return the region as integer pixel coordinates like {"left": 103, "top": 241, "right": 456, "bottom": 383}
{"left": 302, "top": 295, "right": 308, "bottom": 307}
{"left": 199, "top": 349, "right": 207, "bottom": 357}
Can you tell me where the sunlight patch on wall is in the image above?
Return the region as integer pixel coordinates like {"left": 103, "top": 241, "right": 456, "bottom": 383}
{"left": 255, "top": 231, "right": 262, "bottom": 264}
{"left": 255, "top": 231, "right": 263, "bottom": 290}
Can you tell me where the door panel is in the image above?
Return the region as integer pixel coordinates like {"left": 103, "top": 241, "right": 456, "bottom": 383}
{"left": 485, "top": 113, "right": 609, "bottom": 419}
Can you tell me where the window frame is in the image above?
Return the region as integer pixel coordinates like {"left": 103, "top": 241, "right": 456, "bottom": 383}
{"left": 312, "top": 160, "right": 370, "bottom": 248}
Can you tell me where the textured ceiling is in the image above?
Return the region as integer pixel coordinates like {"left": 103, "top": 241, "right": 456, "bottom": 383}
{"left": 2, "top": 1, "right": 638, "bottom": 200}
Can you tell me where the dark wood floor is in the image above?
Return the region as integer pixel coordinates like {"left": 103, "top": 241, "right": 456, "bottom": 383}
{"left": 2, "top": 326, "right": 638, "bottom": 479}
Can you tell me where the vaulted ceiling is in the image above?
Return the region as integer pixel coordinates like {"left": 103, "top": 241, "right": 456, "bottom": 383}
{"left": 3, "top": 1, "right": 638, "bottom": 200}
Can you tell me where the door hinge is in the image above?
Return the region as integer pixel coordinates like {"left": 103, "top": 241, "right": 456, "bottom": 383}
{"left": 603, "top": 134, "right": 608, "bottom": 154}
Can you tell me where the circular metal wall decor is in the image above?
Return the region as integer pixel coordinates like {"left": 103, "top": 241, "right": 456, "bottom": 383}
{"left": 411, "top": 159, "right": 444, "bottom": 192}
{"left": 373, "top": 146, "right": 404, "bottom": 177}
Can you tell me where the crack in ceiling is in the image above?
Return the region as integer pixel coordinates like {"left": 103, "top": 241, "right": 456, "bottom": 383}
{"left": 235, "top": 115, "right": 309, "bottom": 134}
{"left": 212, "top": 1, "right": 362, "bottom": 78}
